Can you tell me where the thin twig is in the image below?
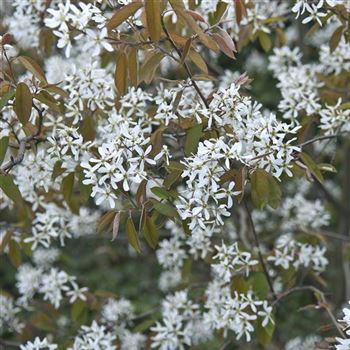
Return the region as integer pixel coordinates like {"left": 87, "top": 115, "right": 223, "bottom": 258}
{"left": 273, "top": 285, "right": 345, "bottom": 338}
{"left": 0, "top": 338, "right": 21, "bottom": 348}
{"left": 298, "top": 132, "right": 348, "bottom": 148}
{"left": 243, "top": 200, "right": 277, "bottom": 300}
{"left": 160, "top": 14, "right": 209, "bottom": 109}
{"left": 1, "top": 104, "right": 44, "bottom": 174}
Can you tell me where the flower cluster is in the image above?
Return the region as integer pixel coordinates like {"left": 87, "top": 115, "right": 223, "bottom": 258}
{"left": 203, "top": 282, "right": 274, "bottom": 342}
{"left": 268, "top": 233, "right": 328, "bottom": 272}
{"left": 212, "top": 242, "right": 258, "bottom": 282}
{"left": 336, "top": 301, "right": 350, "bottom": 350}
{"left": 44, "top": 1, "right": 110, "bottom": 58}
{"left": 82, "top": 110, "right": 158, "bottom": 208}
{"left": 0, "top": 295, "right": 23, "bottom": 334}
{"left": 16, "top": 262, "right": 87, "bottom": 308}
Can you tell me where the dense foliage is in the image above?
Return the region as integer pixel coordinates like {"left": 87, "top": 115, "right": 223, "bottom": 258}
{"left": 1, "top": 0, "right": 350, "bottom": 349}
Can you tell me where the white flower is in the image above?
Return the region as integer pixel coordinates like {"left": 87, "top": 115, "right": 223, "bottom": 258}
{"left": 84, "top": 28, "right": 113, "bottom": 56}
{"left": 20, "top": 337, "right": 57, "bottom": 350}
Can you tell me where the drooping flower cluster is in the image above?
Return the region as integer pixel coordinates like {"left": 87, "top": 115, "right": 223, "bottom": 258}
{"left": 212, "top": 242, "right": 258, "bottom": 282}
{"left": 16, "top": 260, "right": 87, "bottom": 308}
{"left": 268, "top": 233, "right": 328, "bottom": 272}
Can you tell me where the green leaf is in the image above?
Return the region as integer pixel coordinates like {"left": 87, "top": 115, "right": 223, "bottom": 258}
{"left": 154, "top": 202, "right": 179, "bottom": 219}
{"left": 35, "top": 90, "right": 61, "bottom": 113}
{"left": 0, "top": 90, "right": 15, "bottom": 111}
{"left": 133, "top": 319, "right": 157, "bottom": 333}
{"left": 52, "top": 160, "right": 65, "bottom": 180}
{"left": 163, "top": 169, "right": 182, "bottom": 189}
{"left": 61, "top": 172, "right": 79, "bottom": 214}
{"left": 151, "top": 186, "right": 172, "bottom": 200}
{"left": 71, "top": 299, "right": 87, "bottom": 324}
{"left": 257, "top": 315, "right": 275, "bottom": 346}
{"left": 62, "top": 172, "right": 74, "bottom": 203}
{"left": 14, "top": 82, "right": 32, "bottom": 125}
{"left": 299, "top": 152, "right": 324, "bottom": 184}
{"left": 78, "top": 171, "right": 92, "bottom": 203}
{"left": 0, "top": 136, "right": 9, "bottom": 165}
{"left": 251, "top": 169, "right": 281, "bottom": 209}
{"left": 0, "top": 175, "right": 23, "bottom": 205}
{"left": 8, "top": 240, "right": 21, "bottom": 267}
{"left": 250, "top": 272, "right": 269, "bottom": 299}
{"left": 184, "top": 124, "right": 203, "bottom": 156}
{"left": 258, "top": 31, "right": 272, "bottom": 52}
{"left": 143, "top": 215, "right": 158, "bottom": 249}
{"left": 318, "top": 163, "right": 337, "bottom": 173}
{"left": 126, "top": 216, "right": 141, "bottom": 253}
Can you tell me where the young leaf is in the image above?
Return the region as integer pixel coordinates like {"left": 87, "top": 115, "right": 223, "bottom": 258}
{"left": 111, "top": 211, "right": 121, "bottom": 241}
{"left": 16, "top": 56, "right": 47, "bottom": 83}
{"left": 126, "top": 216, "right": 141, "bottom": 253}
{"left": 14, "top": 82, "right": 32, "bottom": 125}
{"left": 107, "top": 2, "right": 143, "bottom": 32}
{"left": 329, "top": 25, "right": 344, "bottom": 52}
{"left": 140, "top": 52, "right": 165, "bottom": 84}
{"left": 180, "top": 38, "right": 192, "bottom": 64}
{"left": 258, "top": 31, "right": 272, "bottom": 52}
{"left": 115, "top": 52, "right": 128, "bottom": 96}
{"left": 8, "top": 240, "right": 21, "bottom": 267}
{"left": 212, "top": 29, "right": 236, "bottom": 59}
{"left": 0, "top": 136, "right": 9, "bottom": 165}
{"left": 235, "top": 0, "right": 246, "bottom": 24}
{"left": 128, "top": 47, "right": 138, "bottom": 86}
{"left": 35, "top": 90, "right": 61, "bottom": 113}
{"left": 98, "top": 210, "right": 117, "bottom": 233}
{"left": 299, "top": 152, "right": 324, "bottom": 184}
{"left": 143, "top": 215, "right": 158, "bottom": 249}
{"left": 188, "top": 50, "right": 208, "bottom": 73}
{"left": 145, "top": 0, "right": 161, "bottom": 42}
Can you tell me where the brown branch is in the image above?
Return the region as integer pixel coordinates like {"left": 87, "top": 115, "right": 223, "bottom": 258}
{"left": 1, "top": 104, "right": 44, "bottom": 174}
{"left": 243, "top": 200, "right": 277, "bottom": 300}
{"left": 160, "top": 14, "right": 209, "bottom": 109}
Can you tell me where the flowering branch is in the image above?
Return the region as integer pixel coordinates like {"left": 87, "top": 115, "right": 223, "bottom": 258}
{"left": 0, "top": 104, "right": 44, "bottom": 174}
